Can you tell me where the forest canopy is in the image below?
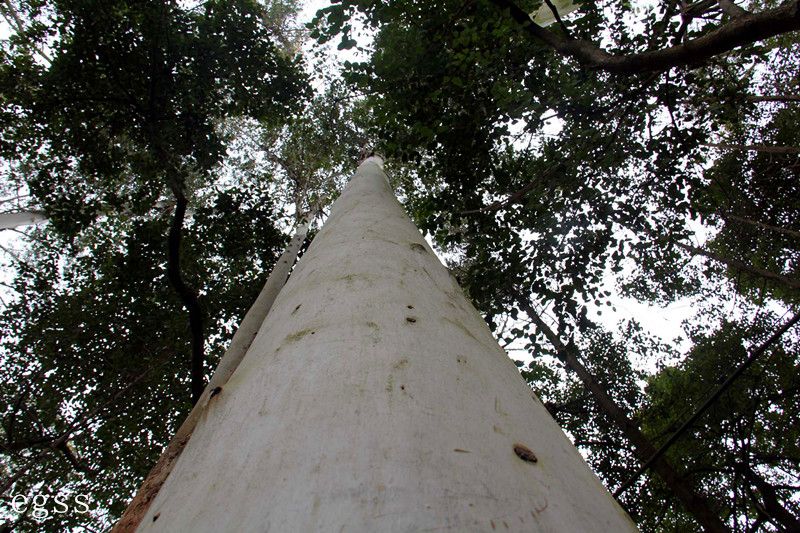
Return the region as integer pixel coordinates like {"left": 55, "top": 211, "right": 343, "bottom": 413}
{"left": 0, "top": 0, "right": 799, "bottom": 531}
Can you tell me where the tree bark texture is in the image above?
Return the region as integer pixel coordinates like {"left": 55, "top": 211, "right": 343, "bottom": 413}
{"left": 113, "top": 216, "right": 313, "bottom": 533}
{"left": 0, "top": 210, "right": 47, "bottom": 230}
{"left": 133, "top": 157, "right": 638, "bottom": 532}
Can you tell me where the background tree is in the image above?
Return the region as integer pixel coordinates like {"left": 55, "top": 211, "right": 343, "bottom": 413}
{"left": 0, "top": 0, "right": 312, "bottom": 530}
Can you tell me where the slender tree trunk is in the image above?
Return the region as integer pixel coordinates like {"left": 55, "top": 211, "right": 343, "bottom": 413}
{"left": 615, "top": 311, "right": 800, "bottom": 498}
{"left": 0, "top": 0, "right": 53, "bottom": 63}
{"left": 0, "top": 210, "right": 47, "bottom": 230}
{"left": 130, "top": 157, "right": 637, "bottom": 532}
{"left": 514, "top": 296, "right": 730, "bottom": 533}
{"left": 166, "top": 192, "right": 205, "bottom": 405}
{"left": 113, "top": 215, "right": 314, "bottom": 533}
{"left": 738, "top": 464, "right": 800, "bottom": 532}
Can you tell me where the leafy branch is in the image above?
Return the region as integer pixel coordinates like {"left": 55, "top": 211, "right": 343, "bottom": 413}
{"left": 615, "top": 311, "right": 800, "bottom": 498}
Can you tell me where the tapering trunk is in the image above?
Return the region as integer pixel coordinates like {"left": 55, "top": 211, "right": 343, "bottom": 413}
{"left": 114, "top": 215, "right": 313, "bottom": 533}
{"left": 132, "top": 157, "right": 637, "bottom": 532}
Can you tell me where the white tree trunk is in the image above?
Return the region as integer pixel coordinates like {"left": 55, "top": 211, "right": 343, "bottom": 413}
{"left": 0, "top": 210, "right": 47, "bottom": 230}
{"left": 134, "top": 157, "right": 637, "bottom": 532}
{"left": 114, "top": 215, "right": 314, "bottom": 533}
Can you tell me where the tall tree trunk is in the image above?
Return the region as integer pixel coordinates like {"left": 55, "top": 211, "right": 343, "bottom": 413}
{"left": 113, "top": 214, "right": 314, "bottom": 533}
{"left": 130, "top": 157, "right": 638, "bottom": 532}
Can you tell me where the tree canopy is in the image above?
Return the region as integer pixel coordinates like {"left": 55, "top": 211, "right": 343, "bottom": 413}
{"left": 1, "top": 0, "right": 799, "bottom": 531}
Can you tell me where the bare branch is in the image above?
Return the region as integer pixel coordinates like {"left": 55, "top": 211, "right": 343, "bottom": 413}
{"left": 724, "top": 214, "right": 800, "bottom": 240}
{"left": 675, "top": 241, "right": 800, "bottom": 290}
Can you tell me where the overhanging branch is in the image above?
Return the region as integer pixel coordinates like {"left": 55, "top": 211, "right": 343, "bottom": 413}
{"left": 489, "top": 0, "right": 800, "bottom": 74}
{"left": 676, "top": 241, "right": 800, "bottom": 290}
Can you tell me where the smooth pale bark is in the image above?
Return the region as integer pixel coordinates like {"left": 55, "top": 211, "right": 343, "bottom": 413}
{"left": 0, "top": 201, "right": 175, "bottom": 231}
{"left": 530, "top": 0, "right": 580, "bottom": 28}
{"left": 113, "top": 216, "right": 313, "bottom": 533}
{"left": 134, "top": 157, "right": 637, "bottom": 532}
{"left": 0, "top": 210, "right": 47, "bottom": 230}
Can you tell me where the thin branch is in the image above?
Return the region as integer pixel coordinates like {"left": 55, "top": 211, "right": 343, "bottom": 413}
{"left": 544, "top": 393, "right": 591, "bottom": 417}
{"left": 55, "top": 441, "right": 97, "bottom": 475}
{"left": 0, "top": 364, "right": 156, "bottom": 495}
{"left": 703, "top": 143, "right": 800, "bottom": 154}
{"left": 0, "top": 194, "right": 31, "bottom": 206}
{"left": 4, "top": 368, "right": 45, "bottom": 445}
{"left": 542, "top": 0, "right": 571, "bottom": 36}
{"left": 675, "top": 241, "right": 800, "bottom": 290}
{"left": 684, "top": 0, "right": 720, "bottom": 18}
{"left": 0, "top": 243, "right": 37, "bottom": 275}
{"left": 747, "top": 94, "right": 800, "bottom": 103}
{"left": 460, "top": 163, "right": 564, "bottom": 214}
{"left": 737, "top": 463, "right": 800, "bottom": 532}
{"left": 724, "top": 213, "right": 800, "bottom": 240}
{"left": 512, "top": 291, "right": 729, "bottom": 533}
{"left": 0, "top": 0, "right": 52, "bottom": 64}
